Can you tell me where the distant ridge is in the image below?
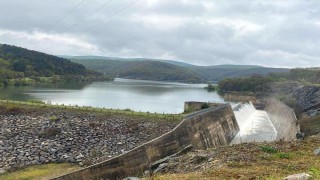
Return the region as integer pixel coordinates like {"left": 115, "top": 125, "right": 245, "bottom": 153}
{"left": 67, "top": 56, "right": 290, "bottom": 82}
{"left": 61, "top": 55, "right": 195, "bottom": 67}
{"left": 67, "top": 57, "right": 205, "bottom": 83}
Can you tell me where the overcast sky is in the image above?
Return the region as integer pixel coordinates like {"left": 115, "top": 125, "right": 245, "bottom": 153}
{"left": 0, "top": 0, "right": 319, "bottom": 67}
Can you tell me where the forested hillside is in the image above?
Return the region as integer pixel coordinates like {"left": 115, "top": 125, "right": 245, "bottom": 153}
{"left": 70, "top": 58, "right": 205, "bottom": 83}
{"left": 0, "top": 44, "right": 111, "bottom": 86}
{"left": 70, "top": 56, "right": 289, "bottom": 83}
{"left": 218, "top": 68, "right": 320, "bottom": 94}
{"left": 110, "top": 61, "right": 205, "bottom": 83}
{"left": 188, "top": 65, "right": 289, "bottom": 81}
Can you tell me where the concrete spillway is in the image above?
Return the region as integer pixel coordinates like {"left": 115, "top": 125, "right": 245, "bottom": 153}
{"left": 231, "top": 102, "right": 277, "bottom": 144}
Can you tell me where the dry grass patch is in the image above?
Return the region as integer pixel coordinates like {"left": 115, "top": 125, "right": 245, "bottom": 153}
{"left": 0, "top": 163, "right": 80, "bottom": 180}
{"left": 151, "top": 136, "right": 320, "bottom": 180}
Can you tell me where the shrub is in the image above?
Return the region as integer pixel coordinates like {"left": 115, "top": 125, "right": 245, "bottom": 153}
{"left": 49, "top": 116, "right": 59, "bottom": 122}
{"left": 260, "top": 145, "right": 278, "bottom": 154}
{"left": 276, "top": 152, "right": 291, "bottom": 159}
{"left": 205, "top": 83, "right": 216, "bottom": 92}
{"left": 201, "top": 103, "right": 209, "bottom": 109}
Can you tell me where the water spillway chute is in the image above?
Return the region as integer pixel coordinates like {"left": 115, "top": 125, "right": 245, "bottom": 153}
{"left": 231, "top": 102, "right": 277, "bottom": 144}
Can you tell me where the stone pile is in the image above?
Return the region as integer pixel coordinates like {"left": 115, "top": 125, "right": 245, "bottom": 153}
{"left": 0, "top": 113, "right": 175, "bottom": 172}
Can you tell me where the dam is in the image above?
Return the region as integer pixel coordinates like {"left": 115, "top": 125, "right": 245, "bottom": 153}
{"left": 54, "top": 98, "right": 299, "bottom": 179}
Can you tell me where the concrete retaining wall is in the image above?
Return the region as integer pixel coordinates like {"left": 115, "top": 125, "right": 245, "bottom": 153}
{"left": 54, "top": 104, "right": 239, "bottom": 180}
{"left": 264, "top": 98, "right": 300, "bottom": 141}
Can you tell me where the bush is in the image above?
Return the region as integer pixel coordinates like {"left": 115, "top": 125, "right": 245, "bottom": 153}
{"left": 201, "top": 103, "right": 209, "bottom": 109}
{"left": 260, "top": 145, "right": 278, "bottom": 154}
{"left": 218, "top": 76, "right": 272, "bottom": 93}
{"left": 205, "top": 83, "right": 216, "bottom": 92}
{"left": 49, "top": 116, "right": 59, "bottom": 122}
{"left": 276, "top": 152, "right": 292, "bottom": 159}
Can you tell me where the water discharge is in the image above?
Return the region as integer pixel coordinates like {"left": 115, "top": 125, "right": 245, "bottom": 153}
{"left": 231, "top": 102, "right": 277, "bottom": 144}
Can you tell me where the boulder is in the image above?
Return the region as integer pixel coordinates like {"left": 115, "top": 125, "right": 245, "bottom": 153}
{"left": 153, "top": 163, "right": 168, "bottom": 174}
{"left": 0, "top": 168, "right": 6, "bottom": 174}
{"left": 123, "top": 177, "right": 141, "bottom": 180}
{"left": 313, "top": 148, "right": 320, "bottom": 156}
{"left": 283, "top": 173, "right": 312, "bottom": 180}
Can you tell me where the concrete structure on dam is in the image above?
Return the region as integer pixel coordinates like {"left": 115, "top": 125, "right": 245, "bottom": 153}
{"left": 54, "top": 103, "right": 239, "bottom": 180}
{"left": 264, "top": 98, "right": 300, "bottom": 141}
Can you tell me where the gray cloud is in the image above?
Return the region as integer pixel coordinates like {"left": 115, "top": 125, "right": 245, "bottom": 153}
{"left": 0, "top": 0, "right": 319, "bottom": 67}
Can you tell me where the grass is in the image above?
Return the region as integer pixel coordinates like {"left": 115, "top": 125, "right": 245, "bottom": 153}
{"left": 27, "top": 99, "right": 45, "bottom": 104}
{"left": 0, "top": 99, "right": 184, "bottom": 121}
{"left": 260, "top": 145, "right": 278, "bottom": 154}
{"left": 0, "top": 163, "right": 80, "bottom": 180}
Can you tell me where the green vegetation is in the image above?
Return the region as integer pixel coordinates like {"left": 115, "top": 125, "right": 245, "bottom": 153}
{"left": 71, "top": 59, "right": 205, "bottom": 83}
{"left": 0, "top": 44, "right": 112, "bottom": 87}
{"left": 260, "top": 145, "right": 278, "bottom": 154}
{"left": 26, "top": 99, "right": 45, "bottom": 104}
{"left": 49, "top": 116, "right": 59, "bottom": 122}
{"left": 218, "top": 76, "right": 272, "bottom": 93}
{"left": 218, "top": 68, "right": 320, "bottom": 94}
{"left": 189, "top": 65, "right": 289, "bottom": 82}
{"left": 70, "top": 57, "right": 289, "bottom": 83}
{"left": 201, "top": 103, "right": 209, "bottom": 109}
{"left": 0, "top": 99, "right": 184, "bottom": 121}
{"left": 0, "top": 163, "right": 80, "bottom": 180}
{"left": 204, "top": 83, "right": 216, "bottom": 92}
{"left": 269, "top": 68, "right": 320, "bottom": 84}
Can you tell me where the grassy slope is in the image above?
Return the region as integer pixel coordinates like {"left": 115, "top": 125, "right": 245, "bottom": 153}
{"left": 0, "top": 163, "right": 80, "bottom": 180}
{"left": 2, "top": 137, "right": 319, "bottom": 180}
{"left": 152, "top": 136, "right": 320, "bottom": 180}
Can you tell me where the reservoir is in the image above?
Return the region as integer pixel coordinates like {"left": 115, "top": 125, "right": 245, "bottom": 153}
{"left": 0, "top": 78, "right": 225, "bottom": 114}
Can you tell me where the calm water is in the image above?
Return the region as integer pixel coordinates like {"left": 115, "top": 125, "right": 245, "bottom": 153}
{"left": 0, "top": 78, "right": 226, "bottom": 113}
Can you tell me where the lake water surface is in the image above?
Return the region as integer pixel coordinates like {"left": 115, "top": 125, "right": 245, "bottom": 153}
{"left": 0, "top": 78, "right": 226, "bottom": 113}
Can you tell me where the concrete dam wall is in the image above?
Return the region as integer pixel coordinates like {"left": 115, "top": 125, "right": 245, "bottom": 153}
{"left": 264, "top": 98, "right": 300, "bottom": 141}
{"left": 54, "top": 104, "right": 239, "bottom": 180}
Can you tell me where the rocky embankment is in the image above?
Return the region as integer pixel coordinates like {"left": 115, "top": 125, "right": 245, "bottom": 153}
{"left": 270, "top": 82, "right": 320, "bottom": 116}
{"left": 0, "top": 106, "right": 177, "bottom": 173}
{"left": 293, "top": 86, "right": 320, "bottom": 116}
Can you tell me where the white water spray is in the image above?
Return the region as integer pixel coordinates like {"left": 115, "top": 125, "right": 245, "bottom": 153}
{"left": 231, "top": 102, "right": 277, "bottom": 144}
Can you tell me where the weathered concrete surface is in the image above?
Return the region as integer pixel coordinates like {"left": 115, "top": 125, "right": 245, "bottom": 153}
{"left": 53, "top": 104, "right": 239, "bottom": 180}
{"left": 264, "top": 98, "right": 300, "bottom": 141}
{"left": 231, "top": 103, "right": 277, "bottom": 144}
